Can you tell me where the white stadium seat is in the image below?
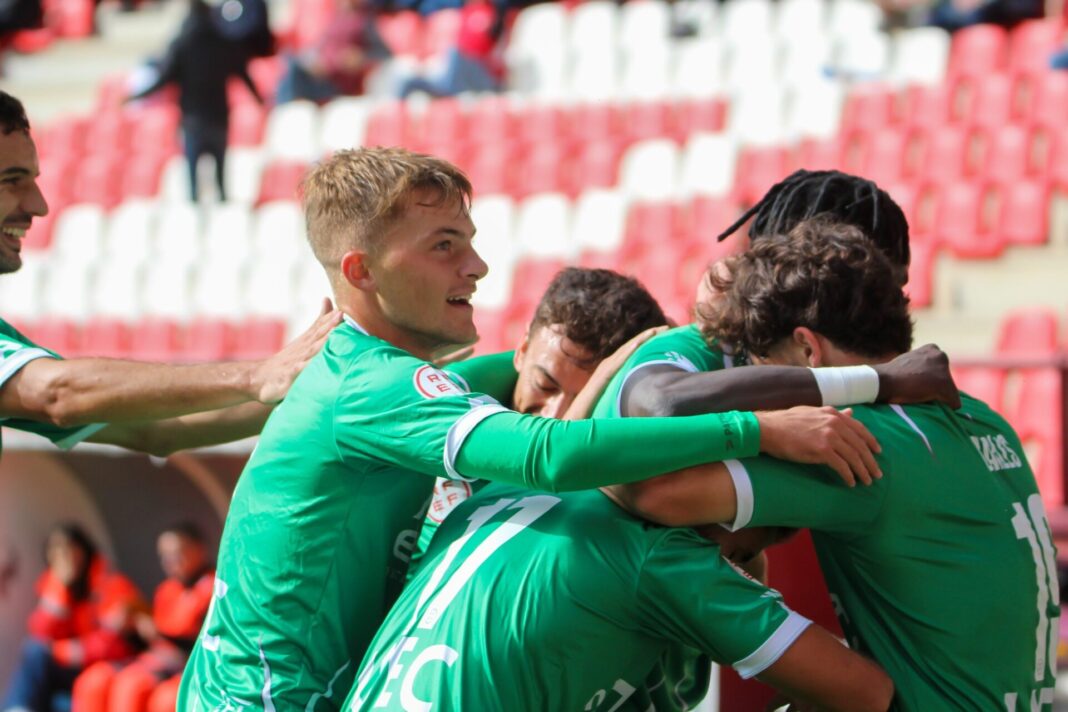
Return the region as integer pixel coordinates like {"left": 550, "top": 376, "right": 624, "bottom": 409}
{"left": 722, "top": 0, "right": 774, "bottom": 46}
{"left": 0, "top": 253, "right": 43, "bottom": 321}
{"left": 470, "top": 195, "right": 518, "bottom": 310}
{"left": 787, "top": 78, "right": 844, "bottom": 139}
{"left": 318, "top": 97, "right": 373, "bottom": 153}
{"left": 245, "top": 261, "right": 296, "bottom": 318}
{"left": 774, "top": 0, "right": 827, "bottom": 39}
{"left": 567, "top": 50, "right": 621, "bottom": 101}
{"left": 835, "top": 31, "right": 890, "bottom": 79}
{"left": 727, "top": 85, "right": 789, "bottom": 146}
{"left": 889, "top": 27, "right": 951, "bottom": 86}
{"left": 225, "top": 148, "right": 267, "bottom": 206}
{"left": 91, "top": 261, "right": 142, "bottom": 320}
{"left": 203, "top": 203, "right": 254, "bottom": 267}
{"left": 779, "top": 34, "right": 834, "bottom": 86}
{"left": 621, "top": 48, "right": 674, "bottom": 100}
{"left": 265, "top": 100, "right": 321, "bottom": 162}
{"left": 154, "top": 202, "right": 203, "bottom": 269}
{"left": 571, "top": 189, "right": 629, "bottom": 254}
{"left": 41, "top": 259, "right": 94, "bottom": 321}
{"left": 828, "top": 0, "right": 883, "bottom": 39}
{"left": 515, "top": 193, "right": 573, "bottom": 260}
{"left": 191, "top": 260, "right": 246, "bottom": 319}
{"left": 253, "top": 201, "right": 308, "bottom": 265}
{"left": 723, "top": 39, "right": 779, "bottom": 91}
{"left": 104, "top": 199, "right": 156, "bottom": 269}
{"left": 52, "top": 204, "right": 106, "bottom": 267}
{"left": 672, "top": 38, "right": 725, "bottom": 98}
{"left": 619, "top": 0, "right": 672, "bottom": 54}
{"left": 619, "top": 139, "right": 680, "bottom": 201}
{"left": 680, "top": 133, "right": 738, "bottom": 198}
{"left": 140, "top": 261, "right": 193, "bottom": 319}
{"left": 569, "top": 1, "right": 618, "bottom": 55}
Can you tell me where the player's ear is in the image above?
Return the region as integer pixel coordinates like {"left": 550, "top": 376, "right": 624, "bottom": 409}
{"left": 792, "top": 327, "right": 823, "bottom": 367}
{"left": 340, "top": 250, "right": 375, "bottom": 292}
{"left": 513, "top": 328, "right": 532, "bottom": 370}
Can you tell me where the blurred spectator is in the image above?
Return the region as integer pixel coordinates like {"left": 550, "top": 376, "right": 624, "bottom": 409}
{"left": 927, "top": 0, "right": 1042, "bottom": 30}
{"left": 275, "top": 0, "right": 390, "bottom": 104}
{"left": 126, "top": 0, "right": 264, "bottom": 202}
{"left": 71, "top": 524, "right": 214, "bottom": 712}
{"left": 1, "top": 524, "right": 144, "bottom": 712}
{"left": 397, "top": 0, "right": 503, "bottom": 98}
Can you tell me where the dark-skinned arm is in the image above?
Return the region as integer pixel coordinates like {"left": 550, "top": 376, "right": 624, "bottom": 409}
{"left": 622, "top": 344, "right": 960, "bottom": 418}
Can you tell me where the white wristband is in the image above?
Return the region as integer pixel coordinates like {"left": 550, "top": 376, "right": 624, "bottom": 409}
{"left": 809, "top": 365, "right": 880, "bottom": 407}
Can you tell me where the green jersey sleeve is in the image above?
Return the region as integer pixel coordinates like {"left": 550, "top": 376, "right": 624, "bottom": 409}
{"left": 0, "top": 319, "right": 104, "bottom": 450}
{"left": 725, "top": 455, "right": 888, "bottom": 534}
{"left": 636, "top": 529, "right": 811, "bottom": 679}
{"left": 593, "top": 325, "right": 732, "bottom": 418}
{"left": 443, "top": 351, "right": 517, "bottom": 407}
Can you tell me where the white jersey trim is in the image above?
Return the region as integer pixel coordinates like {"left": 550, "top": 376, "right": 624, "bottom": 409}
{"left": 0, "top": 348, "right": 53, "bottom": 389}
{"left": 734, "top": 611, "right": 812, "bottom": 679}
{"left": 724, "top": 459, "right": 753, "bottom": 531}
{"left": 52, "top": 423, "right": 107, "bottom": 450}
{"left": 890, "top": 404, "right": 933, "bottom": 454}
{"left": 613, "top": 359, "right": 698, "bottom": 417}
{"left": 342, "top": 314, "right": 369, "bottom": 335}
{"left": 445, "top": 370, "right": 471, "bottom": 392}
{"left": 443, "top": 404, "right": 510, "bottom": 482}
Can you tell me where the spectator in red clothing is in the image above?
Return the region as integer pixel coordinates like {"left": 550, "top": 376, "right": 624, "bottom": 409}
{"left": 275, "top": 0, "right": 391, "bottom": 103}
{"left": 1, "top": 524, "right": 145, "bottom": 712}
{"left": 397, "top": 0, "right": 504, "bottom": 97}
{"left": 71, "top": 523, "right": 214, "bottom": 712}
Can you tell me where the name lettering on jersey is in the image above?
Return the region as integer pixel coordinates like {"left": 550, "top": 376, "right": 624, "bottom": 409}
{"left": 428, "top": 480, "right": 473, "bottom": 524}
{"left": 971, "top": 434, "right": 1023, "bottom": 472}
{"left": 414, "top": 366, "right": 464, "bottom": 399}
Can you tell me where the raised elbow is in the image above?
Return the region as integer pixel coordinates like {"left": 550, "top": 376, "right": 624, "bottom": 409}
{"left": 625, "top": 381, "right": 684, "bottom": 418}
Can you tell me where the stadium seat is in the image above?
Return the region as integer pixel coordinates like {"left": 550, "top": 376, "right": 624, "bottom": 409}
{"left": 289, "top": 0, "right": 337, "bottom": 50}
{"left": 997, "top": 179, "right": 1049, "bottom": 247}
{"left": 722, "top": 0, "right": 774, "bottom": 44}
{"left": 732, "top": 146, "right": 793, "bottom": 205}
{"left": 569, "top": 1, "right": 617, "bottom": 55}
{"left": 140, "top": 261, "right": 193, "bottom": 320}
{"left": 415, "top": 98, "right": 466, "bottom": 148}
{"left": 192, "top": 260, "right": 246, "bottom": 319}
{"left": 52, "top": 204, "right": 106, "bottom": 265}
{"left": 104, "top": 200, "right": 156, "bottom": 268}
{"left": 507, "top": 2, "right": 567, "bottom": 59}
{"left": 961, "top": 72, "right": 1015, "bottom": 132}
{"left": 203, "top": 203, "right": 254, "bottom": 266}
{"left": 904, "top": 239, "right": 935, "bottom": 309}
{"left": 571, "top": 189, "right": 629, "bottom": 254}
{"left": 23, "top": 318, "right": 82, "bottom": 356}
{"left": 1008, "top": 18, "right": 1065, "bottom": 78}
{"left": 679, "top": 133, "right": 738, "bottom": 198}
{"left": 723, "top": 41, "right": 779, "bottom": 92}
{"left": 471, "top": 308, "right": 509, "bottom": 355}
{"left": 840, "top": 85, "right": 897, "bottom": 138}
{"left": 727, "top": 85, "right": 788, "bottom": 147}
{"left": 246, "top": 262, "right": 296, "bottom": 318}
{"left": 919, "top": 125, "right": 974, "bottom": 186}
{"left": 466, "top": 97, "right": 517, "bottom": 146}
{"left": 619, "top": 139, "right": 680, "bottom": 201}
{"left": 154, "top": 202, "right": 203, "bottom": 268}
{"left": 675, "top": 97, "right": 728, "bottom": 137}
{"left": 786, "top": 79, "right": 843, "bottom": 140}
{"left": 685, "top": 195, "right": 743, "bottom": 243}
{"left": 569, "top": 137, "right": 624, "bottom": 194}
{"left": 516, "top": 104, "right": 570, "bottom": 147}
{"left": 948, "top": 23, "right": 1009, "bottom": 81}
{"left": 129, "top": 319, "right": 185, "bottom": 361}
{"left": 773, "top": 0, "right": 825, "bottom": 40}
{"left": 1027, "top": 71, "right": 1068, "bottom": 132}
{"left": 71, "top": 154, "right": 124, "bottom": 208}
{"left": 619, "top": 0, "right": 671, "bottom": 53}
{"left": 514, "top": 193, "right": 574, "bottom": 260}
{"left": 0, "top": 255, "right": 44, "bottom": 321}
{"left": 512, "top": 143, "right": 570, "bottom": 199}
{"left": 901, "top": 83, "right": 956, "bottom": 131}
{"left": 570, "top": 103, "right": 625, "bottom": 147}
{"left": 41, "top": 258, "right": 94, "bottom": 321}
{"left": 377, "top": 11, "right": 423, "bottom": 58}
{"left": 83, "top": 110, "right": 131, "bottom": 158}
{"left": 1005, "top": 368, "right": 1064, "bottom": 508}
{"left": 224, "top": 148, "right": 267, "bottom": 205}
{"left": 567, "top": 50, "right": 621, "bottom": 101}
{"left": 254, "top": 201, "right": 307, "bottom": 264}
{"left": 620, "top": 49, "right": 674, "bottom": 101}
{"left": 121, "top": 154, "right": 169, "bottom": 200}
{"left": 951, "top": 366, "right": 1006, "bottom": 412}
{"left": 421, "top": 8, "right": 461, "bottom": 59}
{"left": 265, "top": 101, "right": 321, "bottom": 162}
{"left": 672, "top": 38, "right": 724, "bottom": 98}
{"left": 835, "top": 31, "right": 889, "bottom": 79}
{"left": 248, "top": 57, "right": 285, "bottom": 101}
{"left": 979, "top": 124, "right": 1033, "bottom": 183}
{"left": 935, "top": 182, "right": 1004, "bottom": 258}
{"left": 624, "top": 202, "right": 682, "bottom": 257}
{"left": 318, "top": 97, "right": 372, "bottom": 153}
{"left": 81, "top": 318, "right": 133, "bottom": 358}
{"left": 795, "top": 137, "right": 845, "bottom": 172}
{"left": 779, "top": 35, "right": 834, "bottom": 88}
{"left": 996, "top": 308, "right": 1060, "bottom": 356}
{"left": 365, "top": 100, "right": 412, "bottom": 149}
{"left": 858, "top": 127, "right": 912, "bottom": 186}
{"left": 129, "top": 105, "right": 181, "bottom": 157}
{"left": 889, "top": 27, "right": 951, "bottom": 86}
{"left": 624, "top": 100, "right": 678, "bottom": 144}
{"left": 507, "top": 258, "right": 567, "bottom": 318}
{"left": 229, "top": 102, "right": 267, "bottom": 147}
{"left": 256, "top": 161, "right": 310, "bottom": 205}
{"left": 827, "top": 0, "right": 882, "bottom": 39}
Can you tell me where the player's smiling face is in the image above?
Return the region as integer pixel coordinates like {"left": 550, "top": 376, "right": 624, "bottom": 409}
{"left": 368, "top": 193, "right": 487, "bottom": 358}
{"left": 512, "top": 324, "right": 595, "bottom": 417}
{"left": 0, "top": 129, "right": 48, "bottom": 274}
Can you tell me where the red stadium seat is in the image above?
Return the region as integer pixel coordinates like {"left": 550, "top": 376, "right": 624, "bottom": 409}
{"left": 996, "top": 308, "right": 1060, "bottom": 356}
{"left": 229, "top": 102, "right": 267, "bottom": 147}
{"left": 858, "top": 127, "right": 912, "bottom": 186}
{"left": 948, "top": 24, "right": 1009, "bottom": 81}
{"left": 569, "top": 138, "right": 626, "bottom": 193}
{"left": 683, "top": 195, "right": 742, "bottom": 244}
{"left": 121, "top": 154, "right": 169, "bottom": 200}
{"left": 881, "top": 182, "right": 921, "bottom": 233}
{"left": 980, "top": 124, "right": 1034, "bottom": 183}
{"left": 23, "top": 318, "right": 82, "bottom": 356}
{"left": 840, "top": 85, "right": 897, "bottom": 137}
{"left": 248, "top": 57, "right": 285, "bottom": 101}
{"left": 904, "top": 239, "right": 935, "bottom": 308}
{"left": 83, "top": 111, "right": 132, "bottom": 158}
{"left": 22, "top": 211, "right": 58, "bottom": 252}
{"left": 960, "top": 72, "right": 1015, "bottom": 131}
{"left": 732, "top": 147, "right": 793, "bottom": 206}
{"left": 794, "top": 137, "right": 845, "bottom": 172}
{"left": 674, "top": 225, "right": 745, "bottom": 300}
{"left": 569, "top": 103, "right": 625, "bottom": 147}
{"left": 51, "top": 0, "right": 94, "bottom": 37}
{"left": 185, "top": 318, "right": 236, "bottom": 361}
{"left": 623, "top": 202, "right": 682, "bottom": 257}
{"left": 625, "top": 100, "right": 678, "bottom": 143}
{"left": 996, "top": 179, "right": 1049, "bottom": 247}
{"left": 471, "top": 308, "right": 508, "bottom": 355}
{"left": 233, "top": 318, "right": 287, "bottom": 360}
{"left": 37, "top": 115, "right": 87, "bottom": 160}
{"left": 508, "top": 259, "right": 566, "bottom": 317}
{"left": 377, "top": 11, "right": 423, "bottom": 57}
{"left": 516, "top": 104, "right": 570, "bottom": 146}
{"left": 1027, "top": 71, "right": 1068, "bottom": 132}
{"left": 10, "top": 28, "right": 55, "bottom": 54}
{"left": 675, "top": 97, "right": 727, "bottom": 137}
{"left": 918, "top": 126, "right": 974, "bottom": 186}
{"left": 37, "top": 156, "right": 76, "bottom": 212}
{"left": 129, "top": 319, "right": 186, "bottom": 361}
{"left": 463, "top": 148, "right": 515, "bottom": 197}
{"left": 291, "top": 0, "right": 337, "bottom": 50}
{"left": 1008, "top": 18, "right": 1065, "bottom": 78}
{"left": 71, "top": 154, "right": 124, "bottom": 208}
{"left": 511, "top": 143, "right": 570, "bottom": 199}
{"left": 952, "top": 365, "right": 1006, "bottom": 411}
{"left": 416, "top": 98, "right": 466, "bottom": 147}
{"left": 1005, "top": 368, "right": 1064, "bottom": 508}
{"left": 466, "top": 97, "right": 518, "bottom": 145}
{"left": 366, "top": 100, "right": 413, "bottom": 148}
{"left": 934, "top": 182, "right": 1004, "bottom": 258}
{"left": 129, "top": 105, "right": 181, "bottom": 157}
{"left": 902, "top": 84, "right": 956, "bottom": 131}
{"left": 256, "top": 161, "right": 309, "bottom": 205}
{"left": 82, "top": 318, "right": 132, "bottom": 358}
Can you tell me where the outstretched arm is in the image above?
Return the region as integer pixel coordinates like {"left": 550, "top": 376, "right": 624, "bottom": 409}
{"left": 623, "top": 344, "right": 959, "bottom": 418}
{"left": 87, "top": 401, "right": 273, "bottom": 456}
{"left": 0, "top": 302, "right": 340, "bottom": 428}
{"left": 759, "top": 626, "right": 893, "bottom": 712}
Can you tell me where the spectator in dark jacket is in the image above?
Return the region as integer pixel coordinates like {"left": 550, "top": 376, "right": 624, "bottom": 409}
{"left": 127, "top": 0, "right": 264, "bottom": 202}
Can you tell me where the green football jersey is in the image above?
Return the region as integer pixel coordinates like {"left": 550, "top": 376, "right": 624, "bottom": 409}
{"left": 0, "top": 318, "right": 104, "bottom": 452}
{"left": 179, "top": 320, "right": 510, "bottom": 712}
{"left": 591, "top": 324, "right": 733, "bottom": 419}
{"left": 725, "top": 395, "right": 1059, "bottom": 710}
{"left": 590, "top": 323, "right": 729, "bottom": 712}
{"left": 346, "top": 483, "right": 811, "bottom": 712}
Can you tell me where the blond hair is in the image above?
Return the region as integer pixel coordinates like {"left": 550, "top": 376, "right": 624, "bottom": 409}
{"left": 300, "top": 147, "right": 473, "bottom": 270}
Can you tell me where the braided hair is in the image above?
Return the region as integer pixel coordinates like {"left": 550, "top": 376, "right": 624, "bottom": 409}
{"left": 716, "top": 169, "right": 911, "bottom": 277}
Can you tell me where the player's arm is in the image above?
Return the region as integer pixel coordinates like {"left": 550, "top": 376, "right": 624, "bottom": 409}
{"left": 562, "top": 326, "right": 667, "bottom": 420}
{"left": 456, "top": 404, "right": 880, "bottom": 493}
{"left": 86, "top": 402, "right": 273, "bottom": 456}
{"left": 758, "top": 626, "right": 893, "bottom": 712}
{"left": 622, "top": 344, "right": 959, "bottom": 417}
{"left": 0, "top": 304, "right": 340, "bottom": 428}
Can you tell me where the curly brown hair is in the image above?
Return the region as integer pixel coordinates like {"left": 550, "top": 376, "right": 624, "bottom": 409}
{"left": 531, "top": 268, "right": 668, "bottom": 367}
{"left": 701, "top": 217, "right": 913, "bottom": 359}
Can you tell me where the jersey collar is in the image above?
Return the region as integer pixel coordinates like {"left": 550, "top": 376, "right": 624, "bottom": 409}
{"left": 342, "top": 314, "right": 369, "bottom": 335}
